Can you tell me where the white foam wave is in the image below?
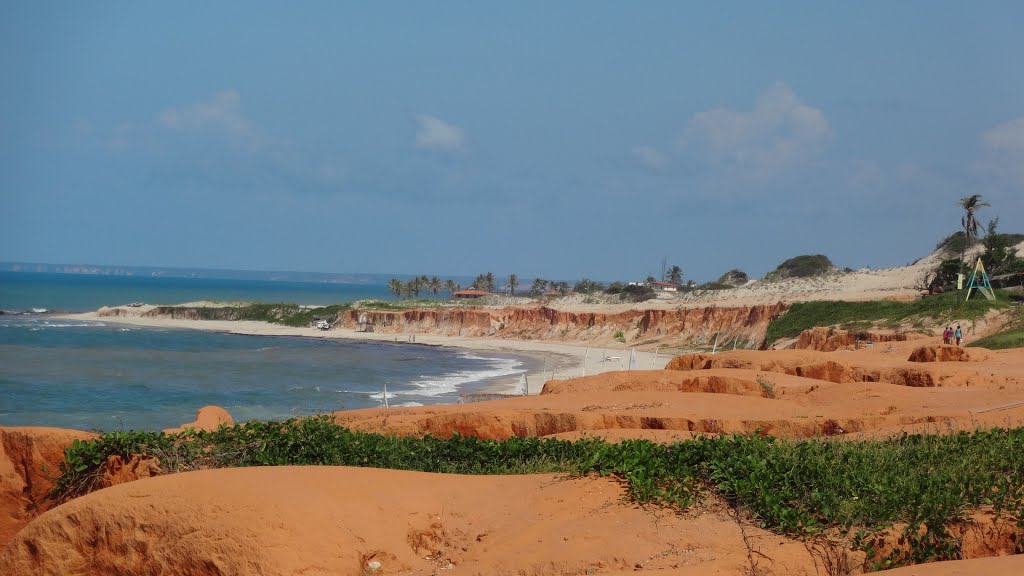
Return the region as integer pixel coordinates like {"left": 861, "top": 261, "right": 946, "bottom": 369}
{"left": 34, "top": 321, "right": 107, "bottom": 328}
{"left": 398, "top": 353, "right": 524, "bottom": 397}
{"left": 393, "top": 401, "right": 424, "bottom": 408}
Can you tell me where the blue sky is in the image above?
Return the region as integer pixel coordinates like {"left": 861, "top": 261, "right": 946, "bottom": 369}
{"left": 2, "top": 2, "right": 1023, "bottom": 282}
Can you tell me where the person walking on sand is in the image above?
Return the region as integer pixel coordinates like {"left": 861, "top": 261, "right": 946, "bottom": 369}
{"left": 942, "top": 326, "right": 950, "bottom": 345}
{"left": 955, "top": 325, "right": 963, "bottom": 346}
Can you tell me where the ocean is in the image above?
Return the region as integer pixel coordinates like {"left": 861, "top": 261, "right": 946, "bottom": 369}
{"left": 0, "top": 272, "right": 528, "bottom": 431}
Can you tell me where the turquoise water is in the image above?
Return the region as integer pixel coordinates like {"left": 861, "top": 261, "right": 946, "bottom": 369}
{"left": 0, "top": 273, "right": 527, "bottom": 431}
{"left": 0, "top": 271, "right": 393, "bottom": 313}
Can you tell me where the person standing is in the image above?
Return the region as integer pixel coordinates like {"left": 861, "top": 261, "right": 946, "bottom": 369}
{"left": 955, "top": 325, "right": 963, "bottom": 346}
{"left": 943, "top": 326, "right": 950, "bottom": 345}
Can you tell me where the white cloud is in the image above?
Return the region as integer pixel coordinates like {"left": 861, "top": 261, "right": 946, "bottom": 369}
{"left": 631, "top": 145, "right": 668, "bottom": 170}
{"left": 983, "top": 117, "right": 1024, "bottom": 151}
{"left": 682, "top": 82, "right": 831, "bottom": 177}
{"left": 415, "top": 114, "right": 464, "bottom": 152}
{"left": 976, "top": 117, "right": 1024, "bottom": 187}
{"left": 158, "top": 90, "right": 255, "bottom": 141}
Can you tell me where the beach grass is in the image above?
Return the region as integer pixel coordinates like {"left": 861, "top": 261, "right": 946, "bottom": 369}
{"left": 765, "top": 291, "right": 1011, "bottom": 344}
{"left": 969, "top": 307, "right": 1024, "bottom": 350}
{"left": 52, "top": 418, "right": 1024, "bottom": 568}
{"left": 151, "top": 299, "right": 454, "bottom": 327}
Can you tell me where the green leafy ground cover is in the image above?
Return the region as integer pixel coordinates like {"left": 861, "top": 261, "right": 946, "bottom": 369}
{"left": 765, "top": 292, "right": 1010, "bottom": 344}
{"left": 969, "top": 327, "right": 1024, "bottom": 350}
{"left": 53, "top": 418, "right": 1024, "bottom": 569}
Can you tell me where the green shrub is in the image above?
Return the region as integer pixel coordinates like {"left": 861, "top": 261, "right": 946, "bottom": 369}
{"left": 765, "top": 254, "right": 834, "bottom": 280}
{"left": 717, "top": 269, "right": 749, "bottom": 286}
{"left": 618, "top": 284, "right": 656, "bottom": 302}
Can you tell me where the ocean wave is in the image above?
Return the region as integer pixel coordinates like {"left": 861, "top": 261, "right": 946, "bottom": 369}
{"left": 399, "top": 354, "right": 524, "bottom": 397}
{"left": 36, "top": 322, "right": 107, "bottom": 328}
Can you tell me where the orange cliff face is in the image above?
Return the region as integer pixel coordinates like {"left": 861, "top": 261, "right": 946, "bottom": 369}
{"left": 0, "top": 427, "right": 96, "bottom": 546}
{"left": 339, "top": 303, "right": 788, "bottom": 348}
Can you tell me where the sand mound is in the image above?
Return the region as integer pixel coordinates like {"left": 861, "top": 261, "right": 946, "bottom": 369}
{"left": 0, "top": 466, "right": 819, "bottom": 575}
{"left": 540, "top": 370, "right": 766, "bottom": 397}
{"left": 907, "top": 345, "right": 984, "bottom": 363}
{"left": 665, "top": 348, "right": 1018, "bottom": 388}
{"left": 162, "top": 405, "right": 234, "bottom": 434}
{"left": 794, "top": 327, "right": 915, "bottom": 351}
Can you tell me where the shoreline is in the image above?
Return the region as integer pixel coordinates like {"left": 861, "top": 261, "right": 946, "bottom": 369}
{"left": 56, "top": 311, "right": 671, "bottom": 395}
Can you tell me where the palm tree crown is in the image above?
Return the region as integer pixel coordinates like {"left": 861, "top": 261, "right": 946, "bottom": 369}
{"left": 959, "top": 194, "right": 991, "bottom": 240}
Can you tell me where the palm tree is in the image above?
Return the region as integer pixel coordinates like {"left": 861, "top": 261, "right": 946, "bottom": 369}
{"left": 484, "top": 272, "right": 496, "bottom": 293}
{"left": 959, "top": 194, "right": 991, "bottom": 240}
{"left": 529, "top": 278, "right": 547, "bottom": 296}
{"left": 508, "top": 273, "right": 519, "bottom": 296}
{"left": 387, "top": 278, "right": 403, "bottom": 299}
{"left": 668, "top": 265, "right": 683, "bottom": 285}
{"left": 445, "top": 279, "right": 458, "bottom": 298}
{"left": 428, "top": 276, "right": 442, "bottom": 296}
{"left": 406, "top": 278, "right": 422, "bottom": 298}
{"left": 471, "top": 274, "right": 487, "bottom": 290}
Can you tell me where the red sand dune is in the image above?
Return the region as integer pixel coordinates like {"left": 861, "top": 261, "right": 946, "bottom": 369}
{"left": 1, "top": 466, "right": 822, "bottom": 576}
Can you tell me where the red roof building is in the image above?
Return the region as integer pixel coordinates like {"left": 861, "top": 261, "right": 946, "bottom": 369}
{"left": 647, "top": 281, "right": 679, "bottom": 292}
{"left": 453, "top": 289, "right": 490, "bottom": 299}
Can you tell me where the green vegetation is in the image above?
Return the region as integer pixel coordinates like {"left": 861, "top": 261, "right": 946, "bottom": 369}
{"left": 717, "top": 268, "right": 749, "bottom": 286}
{"left": 151, "top": 303, "right": 353, "bottom": 327}
{"left": 151, "top": 299, "right": 455, "bottom": 328}
{"left": 934, "top": 231, "right": 974, "bottom": 255}
{"left": 573, "top": 278, "right": 605, "bottom": 294}
{"left": 981, "top": 218, "right": 1024, "bottom": 275}
{"left": 970, "top": 307, "right": 1024, "bottom": 350}
{"left": 765, "top": 254, "right": 834, "bottom": 281}
{"left": 958, "top": 194, "right": 990, "bottom": 240}
{"left": 605, "top": 283, "right": 656, "bottom": 302}
{"left": 970, "top": 326, "right": 1024, "bottom": 350}
{"left": 53, "top": 419, "right": 1024, "bottom": 569}
{"left": 764, "top": 291, "right": 1010, "bottom": 344}
{"left": 389, "top": 275, "right": 449, "bottom": 299}
{"left": 613, "top": 330, "right": 625, "bottom": 343}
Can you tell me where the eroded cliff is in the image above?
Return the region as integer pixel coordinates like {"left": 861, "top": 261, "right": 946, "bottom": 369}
{"left": 339, "top": 304, "right": 787, "bottom": 348}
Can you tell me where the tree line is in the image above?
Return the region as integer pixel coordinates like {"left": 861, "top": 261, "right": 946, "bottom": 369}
{"left": 386, "top": 264, "right": 693, "bottom": 301}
